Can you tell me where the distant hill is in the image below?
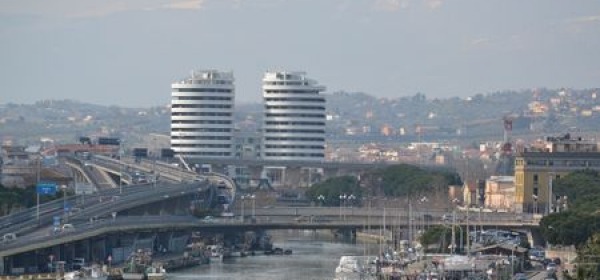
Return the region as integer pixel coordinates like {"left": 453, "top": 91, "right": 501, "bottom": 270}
{"left": 1, "top": 87, "right": 598, "bottom": 146}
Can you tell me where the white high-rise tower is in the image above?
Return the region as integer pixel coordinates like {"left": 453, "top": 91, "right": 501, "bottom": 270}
{"left": 262, "top": 71, "right": 326, "bottom": 161}
{"left": 171, "top": 70, "right": 235, "bottom": 159}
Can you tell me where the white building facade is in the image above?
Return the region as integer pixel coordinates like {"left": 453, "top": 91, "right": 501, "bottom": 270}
{"left": 171, "top": 70, "right": 235, "bottom": 159}
{"left": 262, "top": 71, "right": 326, "bottom": 161}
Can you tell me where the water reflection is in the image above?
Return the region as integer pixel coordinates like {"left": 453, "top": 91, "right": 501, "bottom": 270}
{"left": 170, "top": 230, "right": 377, "bottom": 280}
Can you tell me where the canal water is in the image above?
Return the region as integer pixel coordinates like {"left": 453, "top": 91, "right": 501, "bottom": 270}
{"left": 170, "top": 230, "right": 379, "bottom": 280}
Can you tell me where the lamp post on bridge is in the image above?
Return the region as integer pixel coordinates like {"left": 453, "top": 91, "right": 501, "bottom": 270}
{"left": 241, "top": 194, "right": 255, "bottom": 222}
{"left": 251, "top": 194, "right": 256, "bottom": 219}
{"left": 339, "top": 194, "right": 346, "bottom": 221}
{"left": 240, "top": 195, "right": 246, "bottom": 223}
{"left": 118, "top": 140, "right": 124, "bottom": 194}
{"left": 317, "top": 195, "right": 325, "bottom": 207}
{"left": 347, "top": 194, "right": 356, "bottom": 217}
{"left": 419, "top": 196, "right": 429, "bottom": 232}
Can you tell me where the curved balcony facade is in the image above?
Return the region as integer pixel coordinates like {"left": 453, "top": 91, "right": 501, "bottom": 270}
{"left": 262, "top": 71, "right": 326, "bottom": 162}
{"left": 171, "top": 70, "right": 235, "bottom": 159}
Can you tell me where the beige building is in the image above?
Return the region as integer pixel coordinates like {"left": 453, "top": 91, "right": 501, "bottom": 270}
{"left": 484, "top": 176, "right": 515, "bottom": 211}
{"left": 514, "top": 134, "right": 600, "bottom": 213}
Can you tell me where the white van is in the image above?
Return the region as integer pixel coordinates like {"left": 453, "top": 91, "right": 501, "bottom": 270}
{"left": 2, "top": 233, "right": 17, "bottom": 243}
{"left": 62, "top": 224, "right": 76, "bottom": 232}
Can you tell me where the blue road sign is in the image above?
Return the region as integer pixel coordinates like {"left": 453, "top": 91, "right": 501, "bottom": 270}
{"left": 53, "top": 216, "right": 61, "bottom": 226}
{"left": 36, "top": 183, "right": 57, "bottom": 195}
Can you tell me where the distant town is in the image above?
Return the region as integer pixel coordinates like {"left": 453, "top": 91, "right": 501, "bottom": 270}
{"left": 1, "top": 72, "right": 599, "bottom": 279}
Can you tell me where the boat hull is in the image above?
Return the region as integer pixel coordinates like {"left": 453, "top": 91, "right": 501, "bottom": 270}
{"left": 121, "top": 273, "right": 145, "bottom": 280}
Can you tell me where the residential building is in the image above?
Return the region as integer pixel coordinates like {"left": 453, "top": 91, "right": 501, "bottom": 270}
{"left": 170, "top": 70, "right": 235, "bottom": 159}
{"left": 514, "top": 134, "right": 600, "bottom": 213}
{"left": 261, "top": 71, "right": 326, "bottom": 161}
{"left": 484, "top": 176, "right": 515, "bottom": 211}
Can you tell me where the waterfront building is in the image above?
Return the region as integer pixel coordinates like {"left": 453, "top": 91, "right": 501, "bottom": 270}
{"left": 261, "top": 71, "right": 326, "bottom": 162}
{"left": 171, "top": 70, "right": 235, "bottom": 159}
{"left": 514, "top": 134, "right": 600, "bottom": 213}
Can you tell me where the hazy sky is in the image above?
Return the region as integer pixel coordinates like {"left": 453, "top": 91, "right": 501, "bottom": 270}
{"left": 1, "top": 0, "right": 599, "bottom": 107}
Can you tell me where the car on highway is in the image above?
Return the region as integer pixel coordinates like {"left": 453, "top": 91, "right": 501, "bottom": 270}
{"left": 2, "top": 233, "right": 17, "bottom": 243}
{"left": 295, "top": 215, "right": 311, "bottom": 223}
{"left": 61, "top": 224, "right": 75, "bottom": 232}
{"left": 202, "top": 216, "right": 215, "bottom": 223}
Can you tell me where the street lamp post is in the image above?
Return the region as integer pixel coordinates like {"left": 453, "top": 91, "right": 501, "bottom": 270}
{"left": 251, "top": 194, "right": 256, "bottom": 219}
{"left": 532, "top": 195, "right": 538, "bottom": 214}
{"left": 339, "top": 194, "right": 346, "bottom": 221}
{"left": 119, "top": 141, "right": 124, "bottom": 194}
{"left": 478, "top": 206, "right": 483, "bottom": 243}
{"left": 61, "top": 185, "right": 68, "bottom": 223}
{"left": 241, "top": 195, "right": 246, "bottom": 223}
{"left": 317, "top": 195, "right": 325, "bottom": 207}
{"left": 347, "top": 194, "right": 356, "bottom": 207}
{"left": 419, "top": 196, "right": 429, "bottom": 231}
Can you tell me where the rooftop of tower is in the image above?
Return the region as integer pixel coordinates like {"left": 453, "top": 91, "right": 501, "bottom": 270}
{"left": 262, "top": 71, "right": 325, "bottom": 90}
{"left": 173, "top": 70, "right": 234, "bottom": 85}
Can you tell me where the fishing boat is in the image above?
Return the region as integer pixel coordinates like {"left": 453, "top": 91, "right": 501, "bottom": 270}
{"left": 122, "top": 249, "right": 152, "bottom": 280}
{"left": 206, "top": 245, "right": 224, "bottom": 263}
{"left": 145, "top": 263, "right": 167, "bottom": 280}
{"left": 334, "top": 256, "right": 376, "bottom": 280}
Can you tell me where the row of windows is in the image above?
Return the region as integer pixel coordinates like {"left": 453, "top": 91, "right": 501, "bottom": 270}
{"left": 177, "top": 152, "right": 232, "bottom": 156}
{"left": 265, "top": 145, "right": 324, "bottom": 149}
{"left": 172, "top": 104, "right": 232, "bottom": 109}
{"left": 266, "top": 105, "right": 325, "bottom": 110}
{"left": 173, "top": 88, "right": 233, "bottom": 93}
{"left": 172, "top": 112, "right": 232, "bottom": 117}
{"left": 525, "top": 159, "right": 600, "bottom": 167}
{"left": 172, "top": 144, "right": 232, "bottom": 148}
{"left": 265, "top": 152, "right": 324, "bottom": 157}
{"left": 173, "top": 96, "right": 232, "bottom": 101}
{"left": 265, "top": 89, "right": 319, "bottom": 94}
{"left": 172, "top": 128, "right": 232, "bottom": 132}
{"left": 265, "top": 113, "right": 325, "bottom": 118}
{"left": 263, "top": 82, "right": 311, "bottom": 86}
{"left": 265, "top": 97, "right": 324, "bottom": 102}
{"left": 265, "top": 137, "right": 324, "bottom": 141}
{"left": 172, "top": 120, "right": 232, "bottom": 125}
{"left": 172, "top": 136, "right": 232, "bottom": 140}
{"left": 265, "top": 129, "right": 324, "bottom": 134}
{"left": 265, "top": 121, "right": 325, "bottom": 126}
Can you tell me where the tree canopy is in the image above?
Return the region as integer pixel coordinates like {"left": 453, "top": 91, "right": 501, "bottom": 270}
{"left": 540, "top": 170, "right": 600, "bottom": 246}
{"left": 305, "top": 164, "right": 462, "bottom": 206}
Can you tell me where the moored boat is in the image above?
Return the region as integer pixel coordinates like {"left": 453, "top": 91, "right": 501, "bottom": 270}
{"left": 145, "top": 263, "right": 167, "bottom": 280}
{"left": 206, "top": 245, "right": 224, "bottom": 263}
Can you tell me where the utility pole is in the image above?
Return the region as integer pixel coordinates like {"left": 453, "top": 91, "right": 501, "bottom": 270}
{"left": 451, "top": 209, "right": 456, "bottom": 255}
{"left": 466, "top": 202, "right": 470, "bottom": 256}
